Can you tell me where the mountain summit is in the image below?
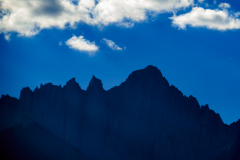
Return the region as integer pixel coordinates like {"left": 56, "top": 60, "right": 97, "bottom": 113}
{"left": 87, "top": 75, "right": 104, "bottom": 91}
{"left": 0, "top": 65, "right": 240, "bottom": 160}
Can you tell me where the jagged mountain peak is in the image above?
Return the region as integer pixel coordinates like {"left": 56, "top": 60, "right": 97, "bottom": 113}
{"left": 127, "top": 65, "right": 168, "bottom": 83}
{"left": 120, "top": 65, "right": 169, "bottom": 93}
{"left": 129, "top": 65, "right": 163, "bottom": 78}
{"left": 86, "top": 75, "right": 104, "bottom": 91}
{"left": 0, "top": 94, "right": 18, "bottom": 109}
{"left": 20, "top": 87, "right": 32, "bottom": 93}
{"left": 66, "top": 77, "right": 77, "bottom": 85}
{"left": 64, "top": 77, "right": 81, "bottom": 90}
{"left": 1, "top": 65, "right": 240, "bottom": 160}
{"left": 0, "top": 94, "right": 10, "bottom": 99}
{"left": 145, "top": 64, "right": 161, "bottom": 72}
{"left": 0, "top": 94, "right": 18, "bottom": 103}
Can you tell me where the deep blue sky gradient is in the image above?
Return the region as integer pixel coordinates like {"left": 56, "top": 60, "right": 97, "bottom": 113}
{"left": 1, "top": 3, "right": 240, "bottom": 124}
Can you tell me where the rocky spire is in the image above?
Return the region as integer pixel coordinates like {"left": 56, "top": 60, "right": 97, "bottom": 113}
{"left": 65, "top": 78, "right": 81, "bottom": 89}
{"left": 86, "top": 75, "right": 104, "bottom": 92}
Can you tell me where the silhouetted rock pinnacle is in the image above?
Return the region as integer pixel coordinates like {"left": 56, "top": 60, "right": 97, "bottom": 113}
{"left": 0, "top": 65, "right": 240, "bottom": 160}
{"left": 65, "top": 77, "right": 81, "bottom": 89}
{"left": 86, "top": 75, "right": 104, "bottom": 92}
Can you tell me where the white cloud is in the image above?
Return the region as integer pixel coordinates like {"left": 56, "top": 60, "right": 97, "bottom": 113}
{"left": 0, "top": 0, "right": 94, "bottom": 38}
{"left": 218, "top": 3, "right": 231, "bottom": 9}
{"left": 117, "top": 22, "right": 135, "bottom": 28}
{"left": 59, "top": 41, "right": 62, "bottom": 46}
{"left": 214, "top": 1, "right": 217, "bottom": 4}
{"left": 102, "top": 38, "right": 122, "bottom": 50}
{"left": 92, "top": 0, "right": 194, "bottom": 25}
{"left": 170, "top": 7, "right": 240, "bottom": 30}
{"left": 235, "top": 12, "right": 240, "bottom": 18}
{"left": 0, "top": 0, "right": 194, "bottom": 39}
{"left": 2, "top": 0, "right": 239, "bottom": 37}
{"left": 66, "top": 35, "right": 99, "bottom": 54}
{"left": 4, "top": 33, "right": 11, "bottom": 41}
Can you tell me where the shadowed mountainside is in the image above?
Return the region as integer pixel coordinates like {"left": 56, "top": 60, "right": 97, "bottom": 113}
{"left": 0, "top": 65, "right": 240, "bottom": 160}
{"left": 0, "top": 122, "right": 90, "bottom": 160}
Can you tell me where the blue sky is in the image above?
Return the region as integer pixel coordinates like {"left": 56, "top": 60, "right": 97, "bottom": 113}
{"left": 0, "top": 0, "right": 240, "bottom": 124}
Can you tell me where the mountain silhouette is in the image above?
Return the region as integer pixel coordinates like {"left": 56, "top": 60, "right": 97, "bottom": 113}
{"left": 0, "top": 65, "right": 240, "bottom": 160}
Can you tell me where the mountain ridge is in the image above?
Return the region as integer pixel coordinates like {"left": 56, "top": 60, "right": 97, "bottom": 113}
{"left": 0, "top": 65, "right": 240, "bottom": 160}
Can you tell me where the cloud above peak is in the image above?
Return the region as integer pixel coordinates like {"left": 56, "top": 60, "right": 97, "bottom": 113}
{"left": 0, "top": 0, "right": 194, "bottom": 39}
{"left": 1, "top": 0, "right": 240, "bottom": 39}
{"left": 170, "top": 7, "right": 240, "bottom": 31}
{"left": 66, "top": 35, "right": 99, "bottom": 55}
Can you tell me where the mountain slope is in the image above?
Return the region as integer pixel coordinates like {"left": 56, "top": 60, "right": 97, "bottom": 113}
{"left": 0, "top": 122, "right": 90, "bottom": 160}
{"left": 0, "top": 65, "right": 239, "bottom": 160}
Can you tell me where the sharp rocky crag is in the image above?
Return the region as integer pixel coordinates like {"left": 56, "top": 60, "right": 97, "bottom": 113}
{"left": 1, "top": 65, "right": 240, "bottom": 160}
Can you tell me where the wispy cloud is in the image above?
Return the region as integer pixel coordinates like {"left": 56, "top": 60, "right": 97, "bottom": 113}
{"left": 218, "top": 3, "right": 231, "bottom": 9}
{"left": 66, "top": 35, "right": 98, "bottom": 55}
{"left": 198, "top": 0, "right": 204, "bottom": 3}
{"left": 170, "top": 7, "right": 240, "bottom": 31}
{"left": 102, "top": 38, "right": 122, "bottom": 50}
{"left": 4, "top": 33, "right": 11, "bottom": 41}
{"left": 235, "top": 12, "right": 240, "bottom": 18}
